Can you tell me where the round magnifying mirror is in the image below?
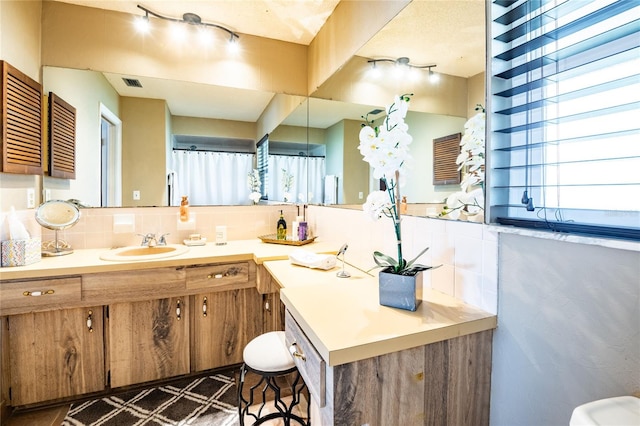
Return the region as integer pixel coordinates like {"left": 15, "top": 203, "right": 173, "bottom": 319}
{"left": 35, "top": 200, "right": 81, "bottom": 256}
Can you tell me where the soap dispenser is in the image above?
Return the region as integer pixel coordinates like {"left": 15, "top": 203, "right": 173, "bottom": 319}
{"left": 180, "top": 196, "right": 189, "bottom": 222}
{"left": 276, "top": 210, "right": 287, "bottom": 240}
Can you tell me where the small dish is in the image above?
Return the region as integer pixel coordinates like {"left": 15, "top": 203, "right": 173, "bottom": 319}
{"left": 184, "top": 238, "right": 207, "bottom": 246}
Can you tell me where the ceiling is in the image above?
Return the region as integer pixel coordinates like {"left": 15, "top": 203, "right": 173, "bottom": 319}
{"left": 49, "top": 0, "right": 486, "bottom": 128}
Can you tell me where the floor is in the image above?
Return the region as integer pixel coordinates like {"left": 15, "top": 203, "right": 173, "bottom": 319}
{"left": 5, "top": 401, "right": 308, "bottom": 426}
{"left": 5, "top": 404, "right": 70, "bottom": 426}
{"left": 5, "top": 371, "right": 309, "bottom": 426}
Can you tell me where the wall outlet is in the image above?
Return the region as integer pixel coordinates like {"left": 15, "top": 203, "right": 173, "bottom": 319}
{"left": 26, "top": 188, "right": 35, "bottom": 208}
{"left": 132, "top": 190, "right": 141, "bottom": 200}
{"left": 359, "top": 191, "right": 364, "bottom": 200}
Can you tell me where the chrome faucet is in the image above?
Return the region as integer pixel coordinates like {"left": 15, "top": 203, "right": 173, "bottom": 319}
{"left": 140, "top": 233, "right": 157, "bottom": 247}
{"left": 158, "top": 233, "right": 169, "bottom": 246}
{"left": 139, "top": 232, "right": 169, "bottom": 247}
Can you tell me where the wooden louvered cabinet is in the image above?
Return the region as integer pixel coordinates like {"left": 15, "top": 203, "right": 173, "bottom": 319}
{"left": 433, "top": 132, "right": 462, "bottom": 185}
{"left": 0, "top": 60, "right": 44, "bottom": 175}
{"left": 47, "top": 92, "right": 76, "bottom": 179}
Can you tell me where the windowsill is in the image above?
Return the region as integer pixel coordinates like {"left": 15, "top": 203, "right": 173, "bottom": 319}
{"left": 487, "top": 224, "right": 640, "bottom": 252}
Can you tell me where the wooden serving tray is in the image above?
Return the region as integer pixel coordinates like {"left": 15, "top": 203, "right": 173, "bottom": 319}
{"left": 258, "top": 234, "right": 317, "bottom": 246}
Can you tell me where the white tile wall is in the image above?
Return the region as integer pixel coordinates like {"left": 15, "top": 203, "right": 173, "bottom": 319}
{"left": 308, "top": 205, "right": 498, "bottom": 313}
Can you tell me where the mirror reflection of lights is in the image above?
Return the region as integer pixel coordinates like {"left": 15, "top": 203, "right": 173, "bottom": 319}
{"left": 367, "top": 57, "right": 438, "bottom": 84}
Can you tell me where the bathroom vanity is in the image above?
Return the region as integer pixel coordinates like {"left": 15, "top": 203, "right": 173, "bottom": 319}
{"left": 0, "top": 240, "right": 332, "bottom": 411}
{"left": 0, "top": 240, "right": 496, "bottom": 425}
{"left": 264, "top": 260, "right": 497, "bottom": 426}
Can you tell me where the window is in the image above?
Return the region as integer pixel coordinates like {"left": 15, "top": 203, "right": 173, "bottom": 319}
{"left": 489, "top": 0, "right": 640, "bottom": 240}
{"left": 256, "top": 134, "right": 269, "bottom": 200}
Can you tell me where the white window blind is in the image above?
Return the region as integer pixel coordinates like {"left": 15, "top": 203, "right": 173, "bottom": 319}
{"left": 256, "top": 134, "right": 269, "bottom": 200}
{"left": 489, "top": 0, "right": 640, "bottom": 240}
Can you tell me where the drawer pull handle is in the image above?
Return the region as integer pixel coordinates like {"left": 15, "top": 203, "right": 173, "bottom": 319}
{"left": 202, "top": 296, "right": 208, "bottom": 317}
{"left": 289, "top": 342, "right": 306, "bottom": 362}
{"left": 87, "top": 310, "right": 94, "bottom": 333}
{"left": 207, "top": 273, "right": 223, "bottom": 279}
{"left": 23, "top": 290, "right": 55, "bottom": 297}
{"left": 176, "top": 299, "right": 182, "bottom": 321}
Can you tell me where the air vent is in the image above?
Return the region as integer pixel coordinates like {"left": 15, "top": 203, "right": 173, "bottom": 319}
{"left": 368, "top": 108, "right": 384, "bottom": 115}
{"left": 122, "top": 78, "right": 142, "bottom": 88}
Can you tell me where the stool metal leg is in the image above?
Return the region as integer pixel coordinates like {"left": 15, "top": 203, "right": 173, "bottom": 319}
{"left": 238, "top": 363, "right": 311, "bottom": 426}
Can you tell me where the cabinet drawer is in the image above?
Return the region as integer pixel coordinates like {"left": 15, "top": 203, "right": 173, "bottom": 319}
{"left": 83, "top": 267, "right": 185, "bottom": 303}
{"left": 186, "top": 262, "right": 251, "bottom": 291}
{"left": 285, "top": 310, "right": 326, "bottom": 407}
{"left": 0, "top": 277, "right": 82, "bottom": 316}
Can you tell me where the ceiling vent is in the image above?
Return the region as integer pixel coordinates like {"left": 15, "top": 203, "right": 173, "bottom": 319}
{"left": 122, "top": 78, "right": 143, "bottom": 88}
{"left": 368, "top": 108, "right": 384, "bottom": 115}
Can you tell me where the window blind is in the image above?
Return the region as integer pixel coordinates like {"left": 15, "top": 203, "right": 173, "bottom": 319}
{"left": 256, "top": 134, "right": 269, "bottom": 200}
{"left": 489, "top": 0, "right": 640, "bottom": 240}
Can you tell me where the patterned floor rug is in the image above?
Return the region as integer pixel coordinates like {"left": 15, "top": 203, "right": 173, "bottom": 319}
{"left": 61, "top": 372, "right": 239, "bottom": 426}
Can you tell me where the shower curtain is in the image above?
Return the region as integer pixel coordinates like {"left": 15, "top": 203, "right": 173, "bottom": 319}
{"left": 171, "top": 150, "right": 254, "bottom": 205}
{"left": 269, "top": 155, "right": 325, "bottom": 204}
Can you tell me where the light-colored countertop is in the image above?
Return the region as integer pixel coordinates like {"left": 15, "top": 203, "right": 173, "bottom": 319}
{"left": 264, "top": 259, "right": 497, "bottom": 367}
{"left": 0, "top": 239, "right": 340, "bottom": 281}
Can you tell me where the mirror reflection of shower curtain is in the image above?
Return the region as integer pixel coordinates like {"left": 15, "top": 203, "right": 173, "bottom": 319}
{"left": 269, "top": 155, "right": 325, "bottom": 203}
{"left": 171, "top": 151, "right": 255, "bottom": 205}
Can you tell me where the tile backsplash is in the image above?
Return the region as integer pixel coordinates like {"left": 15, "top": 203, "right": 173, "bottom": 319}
{"left": 6, "top": 205, "right": 299, "bottom": 251}
{"left": 307, "top": 205, "right": 498, "bottom": 314}
{"left": 3, "top": 204, "right": 497, "bottom": 314}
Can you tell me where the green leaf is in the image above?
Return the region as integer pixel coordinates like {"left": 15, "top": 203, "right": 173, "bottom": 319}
{"left": 404, "top": 246, "right": 430, "bottom": 270}
{"left": 372, "top": 251, "right": 398, "bottom": 268}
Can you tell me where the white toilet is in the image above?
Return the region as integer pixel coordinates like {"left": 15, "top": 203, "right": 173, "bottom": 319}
{"left": 570, "top": 396, "right": 640, "bottom": 426}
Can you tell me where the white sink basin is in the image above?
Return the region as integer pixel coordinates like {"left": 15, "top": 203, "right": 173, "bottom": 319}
{"left": 100, "top": 244, "right": 189, "bottom": 261}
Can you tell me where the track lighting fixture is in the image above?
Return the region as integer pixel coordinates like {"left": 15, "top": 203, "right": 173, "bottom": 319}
{"left": 136, "top": 4, "right": 240, "bottom": 42}
{"left": 368, "top": 57, "right": 438, "bottom": 83}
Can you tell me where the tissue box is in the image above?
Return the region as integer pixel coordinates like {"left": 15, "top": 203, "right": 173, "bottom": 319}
{"left": 1, "top": 238, "right": 41, "bottom": 267}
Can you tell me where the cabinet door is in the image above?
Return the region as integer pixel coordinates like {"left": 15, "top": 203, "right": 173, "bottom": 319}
{"left": 192, "top": 288, "right": 262, "bottom": 371}
{"left": 263, "top": 290, "right": 285, "bottom": 333}
{"left": 9, "top": 307, "right": 105, "bottom": 406}
{"left": 109, "top": 297, "right": 189, "bottom": 388}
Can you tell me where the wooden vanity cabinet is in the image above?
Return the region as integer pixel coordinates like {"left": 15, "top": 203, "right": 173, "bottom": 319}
{"left": 285, "top": 309, "right": 494, "bottom": 426}
{"left": 8, "top": 306, "right": 105, "bottom": 406}
{"left": 191, "top": 288, "right": 262, "bottom": 371}
{"left": 108, "top": 296, "right": 190, "bottom": 388}
{"left": 0, "top": 259, "right": 268, "bottom": 411}
{"left": 256, "top": 264, "right": 285, "bottom": 332}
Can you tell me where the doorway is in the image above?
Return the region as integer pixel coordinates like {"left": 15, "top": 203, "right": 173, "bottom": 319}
{"left": 99, "top": 103, "right": 122, "bottom": 207}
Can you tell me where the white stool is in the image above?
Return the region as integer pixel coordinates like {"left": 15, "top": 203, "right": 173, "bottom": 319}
{"left": 238, "top": 331, "right": 310, "bottom": 425}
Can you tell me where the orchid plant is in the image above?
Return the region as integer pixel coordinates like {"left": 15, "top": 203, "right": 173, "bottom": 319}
{"left": 247, "top": 169, "right": 261, "bottom": 204}
{"left": 359, "top": 94, "right": 435, "bottom": 275}
{"left": 281, "top": 169, "right": 294, "bottom": 202}
{"left": 440, "top": 104, "right": 486, "bottom": 219}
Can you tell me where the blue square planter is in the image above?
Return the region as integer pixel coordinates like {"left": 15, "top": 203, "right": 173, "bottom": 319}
{"left": 378, "top": 267, "right": 423, "bottom": 311}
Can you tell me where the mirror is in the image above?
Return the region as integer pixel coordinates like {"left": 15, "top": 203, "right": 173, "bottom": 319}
{"left": 35, "top": 200, "right": 80, "bottom": 256}
{"left": 38, "top": 0, "right": 485, "bottom": 215}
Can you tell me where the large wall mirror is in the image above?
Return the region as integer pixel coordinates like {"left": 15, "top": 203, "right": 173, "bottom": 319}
{"left": 38, "top": 0, "right": 486, "bottom": 216}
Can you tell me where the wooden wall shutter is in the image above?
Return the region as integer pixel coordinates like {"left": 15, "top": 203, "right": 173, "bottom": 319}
{"left": 433, "top": 133, "right": 461, "bottom": 186}
{"left": 48, "top": 92, "right": 76, "bottom": 179}
{"left": 0, "top": 61, "right": 44, "bottom": 175}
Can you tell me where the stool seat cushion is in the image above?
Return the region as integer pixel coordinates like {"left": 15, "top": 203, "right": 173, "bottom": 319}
{"left": 243, "top": 331, "right": 295, "bottom": 372}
